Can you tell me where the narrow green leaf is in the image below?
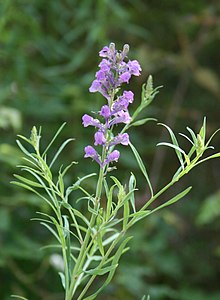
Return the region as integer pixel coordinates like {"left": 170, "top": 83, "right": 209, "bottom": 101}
{"left": 199, "top": 117, "right": 206, "bottom": 143}
{"left": 106, "top": 184, "right": 115, "bottom": 221}
{"left": 16, "top": 140, "right": 34, "bottom": 158}
{"left": 187, "top": 127, "right": 197, "bottom": 144}
{"left": 58, "top": 272, "right": 66, "bottom": 289}
{"left": 158, "top": 123, "right": 184, "bottom": 168}
{"left": 11, "top": 296, "right": 29, "bottom": 300}
{"left": 84, "top": 236, "right": 132, "bottom": 300}
{"left": 206, "top": 128, "right": 220, "bottom": 147}
{"left": 152, "top": 186, "right": 192, "bottom": 213}
{"left": 43, "top": 122, "right": 66, "bottom": 156}
{"left": 129, "top": 173, "right": 136, "bottom": 212}
{"left": 131, "top": 118, "right": 157, "bottom": 127}
{"left": 49, "top": 138, "right": 74, "bottom": 168}
{"left": 58, "top": 172, "right": 64, "bottom": 195}
{"left": 85, "top": 264, "right": 118, "bottom": 276}
{"left": 65, "top": 173, "right": 96, "bottom": 199}
{"left": 129, "top": 142, "right": 153, "bottom": 197}
{"left": 97, "top": 232, "right": 105, "bottom": 256}
{"left": 13, "top": 174, "right": 43, "bottom": 188}
{"left": 194, "top": 152, "right": 220, "bottom": 166}
{"left": 40, "top": 222, "right": 61, "bottom": 243}
{"left": 123, "top": 200, "right": 130, "bottom": 230}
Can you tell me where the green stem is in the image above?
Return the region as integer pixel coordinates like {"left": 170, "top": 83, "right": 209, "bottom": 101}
{"left": 67, "top": 166, "right": 104, "bottom": 299}
{"left": 77, "top": 232, "right": 125, "bottom": 300}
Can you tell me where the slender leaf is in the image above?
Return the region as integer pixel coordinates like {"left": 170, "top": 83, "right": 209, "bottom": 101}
{"left": 131, "top": 118, "right": 157, "bottom": 127}
{"left": 129, "top": 142, "right": 153, "bottom": 197}
{"left": 49, "top": 138, "right": 74, "bottom": 168}
{"left": 43, "top": 122, "right": 66, "bottom": 156}
{"left": 83, "top": 236, "right": 132, "bottom": 300}
{"left": 152, "top": 186, "right": 192, "bottom": 213}
{"left": 85, "top": 264, "right": 118, "bottom": 276}
{"left": 157, "top": 123, "right": 184, "bottom": 168}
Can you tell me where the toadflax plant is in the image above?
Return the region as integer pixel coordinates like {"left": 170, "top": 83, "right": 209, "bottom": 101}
{"left": 12, "top": 43, "right": 220, "bottom": 300}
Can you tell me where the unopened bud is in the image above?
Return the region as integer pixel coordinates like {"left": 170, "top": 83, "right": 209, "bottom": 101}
{"left": 123, "top": 44, "right": 130, "bottom": 56}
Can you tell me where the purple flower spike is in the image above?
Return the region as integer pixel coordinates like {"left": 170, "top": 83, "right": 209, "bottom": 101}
{"left": 82, "top": 114, "right": 101, "bottom": 128}
{"left": 110, "top": 133, "right": 130, "bottom": 147}
{"left": 84, "top": 43, "right": 142, "bottom": 168}
{"left": 104, "top": 150, "right": 120, "bottom": 166}
{"left": 94, "top": 131, "right": 106, "bottom": 146}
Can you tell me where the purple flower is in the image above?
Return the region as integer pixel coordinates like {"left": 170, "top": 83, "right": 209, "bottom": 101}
{"left": 109, "top": 133, "right": 130, "bottom": 147}
{"left": 89, "top": 79, "right": 109, "bottom": 99}
{"left": 104, "top": 150, "right": 120, "bottom": 166}
{"left": 94, "top": 131, "right": 106, "bottom": 146}
{"left": 110, "top": 111, "right": 131, "bottom": 126}
{"left": 96, "top": 70, "right": 106, "bottom": 81}
{"left": 89, "top": 80, "right": 102, "bottom": 93}
{"left": 84, "top": 145, "right": 97, "bottom": 157}
{"left": 123, "top": 90, "right": 134, "bottom": 103}
{"left": 82, "top": 114, "right": 101, "bottom": 128}
{"left": 119, "top": 72, "right": 131, "bottom": 84}
{"left": 127, "top": 60, "right": 142, "bottom": 76}
{"left": 84, "top": 146, "right": 102, "bottom": 166}
{"left": 99, "top": 59, "right": 111, "bottom": 72}
{"left": 112, "top": 90, "right": 134, "bottom": 113}
{"left": 100, "top": 105, "right": 111, "bottom": 119}
{"left": 99, "top": 46, "right": 110, "bottom": 58}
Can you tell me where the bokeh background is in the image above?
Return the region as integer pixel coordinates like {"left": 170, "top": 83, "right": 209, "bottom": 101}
{"left": 0, "top": 1, "right": 220, "bottom": 299}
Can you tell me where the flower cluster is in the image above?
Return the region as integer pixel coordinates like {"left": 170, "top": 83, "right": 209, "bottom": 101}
{"left": 82, "top": 43, "right": 142, "bottom": 168}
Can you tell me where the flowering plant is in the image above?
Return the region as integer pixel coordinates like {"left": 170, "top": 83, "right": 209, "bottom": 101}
{"left": 12, "top": 43, "right": 220, "bottom": 300}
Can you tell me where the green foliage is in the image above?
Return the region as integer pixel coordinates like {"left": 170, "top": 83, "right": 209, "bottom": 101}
{"left": 1, "top": 1, "right": 220, "bottom": 299}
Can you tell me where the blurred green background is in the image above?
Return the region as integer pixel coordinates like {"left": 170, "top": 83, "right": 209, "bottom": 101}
{"left": 0, "top": 0, "right": 220, "bottom": 299}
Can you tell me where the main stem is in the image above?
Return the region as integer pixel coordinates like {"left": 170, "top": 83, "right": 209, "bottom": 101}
{"left": 67, "top": 166, "right": 104, "bottom": 299}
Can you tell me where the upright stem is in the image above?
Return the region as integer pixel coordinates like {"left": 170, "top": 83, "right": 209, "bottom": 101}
{"left": 67, "top": 166, "right": 104, "bottom": 299}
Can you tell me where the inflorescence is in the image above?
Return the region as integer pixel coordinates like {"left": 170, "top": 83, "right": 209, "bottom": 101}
{"left": 82, "top": 43, "right": 142, "bottom": 168}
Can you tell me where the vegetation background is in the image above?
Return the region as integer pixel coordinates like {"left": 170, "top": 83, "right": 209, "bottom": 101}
{"left": 0, "top": 0, "right": 220, "bottom": 299}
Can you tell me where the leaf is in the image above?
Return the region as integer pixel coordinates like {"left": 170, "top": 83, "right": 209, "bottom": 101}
{"left": 13, "top": 174, "right": 43, "bottom": 188}
{"left": 58, "top": 272, "right": 66, "bottom": 289}
{"left": 43, "top": 122, "right": 66, "bottom": 156}
{"left": 194, "top": 152, "right": 220, "bottom": 167}
{"left": 128, "top": 173, "right": 136, "bottom": 212}
{"left": 83, "top": 236, "right": 132, "bottom": 300}
{"left": 58, "top": 172, "right": 64, "bottom": 195}
{"left": 49, "top": 138, "right": 74, "bottom": 168}
{"left": 85, "top": 264, "right": 118, "bottom": 276}
{"left": 158, "top": 123, "right": 184, "bottom": 169}
{"left": 97, "top": 232, "right": 105, "bottom": 256}
{"left": 40, "top": 222, "right": 61, "bottom": 243}
{"left": 106, "top": 184, "right": 115, "bottom": 221}
{"left": 16, "top": 140, "right": 35, "bottom": 158}
{"left": 11, "top": 296, "right": 29, "bottom": 300}
{"left": 123, "top": 200, "right": 130, "bottom": 230}
{"left": 131, "top": 118, "right": 157, "bottom": 127}
{"left": 152, "top": 186, "right": 192, "bottom": 213}
{"left": 129, "top": 142, "right": 153, "bottom": 197}
{"left": 65, "top": 173, "right": 96, "bottom": 199}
